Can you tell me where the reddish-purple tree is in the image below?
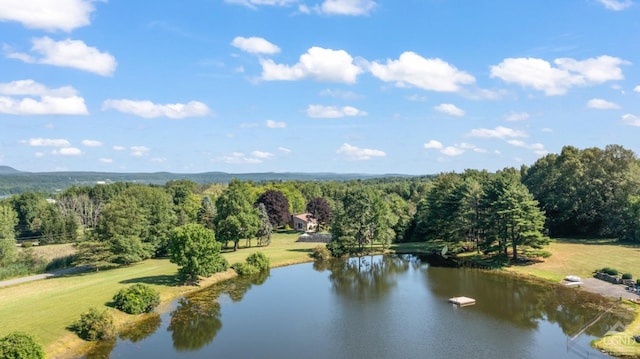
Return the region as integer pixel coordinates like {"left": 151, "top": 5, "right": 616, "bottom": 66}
{"left": 255, "top": 190, "right": 290, "bottom": 227}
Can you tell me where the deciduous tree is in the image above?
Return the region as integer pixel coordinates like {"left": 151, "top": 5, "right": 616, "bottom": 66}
{"left": 169, "top": 223, "right": 228, "bottom": 284}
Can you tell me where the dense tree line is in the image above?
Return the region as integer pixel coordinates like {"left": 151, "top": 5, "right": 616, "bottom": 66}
{"left": 3, "top": 144, "right": 640, "bottom": 271}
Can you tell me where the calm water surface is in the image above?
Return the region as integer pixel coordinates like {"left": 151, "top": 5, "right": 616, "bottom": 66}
{"left": 85, "top": 255, "right": 633, "bottom": 359}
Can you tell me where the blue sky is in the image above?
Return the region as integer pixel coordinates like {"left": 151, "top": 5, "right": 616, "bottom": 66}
{"left": 0, "top": 0, "right": 639, "bottom": 174}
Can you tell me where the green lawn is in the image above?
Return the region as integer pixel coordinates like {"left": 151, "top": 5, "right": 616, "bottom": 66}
{"left": 0, "top": 232, "right": 319, "bottom": 358}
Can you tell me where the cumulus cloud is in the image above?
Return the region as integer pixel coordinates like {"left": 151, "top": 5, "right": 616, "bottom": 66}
{"left": 370, "top": 52, "right": 475, "bottom": 92}
{"left": 439, "top": 146, "right": 464, "bottom": 156}
{"left": 634, "top": 85, "right": 640, "bottom": 93}
{"left": 468, "top": 126, "right": 527, "bottom": 139}
{"left": 216, "top": 151, "right": 267, "bottom": 164}
{"left": 423, "top": 140, "right": 443, "bottom": 149}
{"left": 266, "top": 119, "right": 286, "bottom": 128}
{"left": 0, "top": 95, "right": 88, "bottom": 115}
{"left": 25, "top": 138, "right": 71, "bottom": 147}
{"left": 0, "top": 0, "right": 97, "bottom": 32}
{"left": 0, "top": 79, "right": 88, "bottom": 115}
{"left": 113, "top": 145, "right": 126, "bottom": 151}
{"left": 490, "top": 55, "right": 629, "bottom": 95}
{"left": 130, "top": 146, "right": 150, "bottom": 157}
{"left": 306, "top": 104, "right": 367, "bottom": 118}
{"left": 622, "top": 114, "right": 640, "bottom": 126}
{"left": 56, "top": 147, "right": 82, "bottom": 156}
{"left": 505, "top": 112, "right": 530, "bottom": 122}
{"left": 251, "top": 150, "right": 274, "bottom": 159}
{"left": 82, "top": 139, "right": 103, "bottom": 147}
{"left": 336, "top": 143, "right": 385, "bottom": 160}
{"left": 587, "top": 98, "right": 620, "bottom": 109}
{"left": 434, "top": 103, "right": 465, "bottom": 117}
{"left": 278, "top": 146, "right": 292, "bottom": 154}
{"left": 231, "top": 36, "right": 280, "bottom": 54}
{"left": 506, "top": 140, "right": 548, "bottom": 155}
{"left": 102, "top": 99, "right": 211, "bottom": 119}
{"left": 597, "top": 0, "right": 633, "bottom": 10}
{"left": 260, "top": 47, "right": 363, "bottom": 83}
{"left": 6, "top": 37, "right": 117, "bottom": 76}
{"left": 316, "top": 0, "right": 377, "bottom": 15}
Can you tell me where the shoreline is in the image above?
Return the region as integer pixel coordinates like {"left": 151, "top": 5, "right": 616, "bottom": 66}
{"left": 48, "top": 256, "right": 317, "bottom": 359}
{"left": 39, "top": 248, "right": 640, "bottom": 358}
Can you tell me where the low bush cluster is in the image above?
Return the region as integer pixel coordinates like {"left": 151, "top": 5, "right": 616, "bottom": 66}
{"left": 113, "top": 284, "right": 160, "bottom": 315}
{"left": 231, "top": 251, "right": 270, "bottom": 276}
{"left": 600, "top": 267, "right": 619, "bottom": 276}
{"left": 311, "top": 246, "right": 331, "bottom": 261}
{"left": 72, "top": 307, "right": 115, "bottom": 341}
{"left": 0, "top": 332, "right": 45, "bottom": 359}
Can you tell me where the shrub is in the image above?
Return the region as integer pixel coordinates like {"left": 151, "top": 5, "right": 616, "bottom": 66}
{"left": 73, "top": 307, "right": 115, "bottom": 341}
{"left": 231, "top": 262, "right": 259, "bottom": 276}
{"left": 601, "top": 267, "right": 619, "bottom": 276}
{"left": 636, "top": 279, "right": 640, "bottom": 286}
{"left": 622, "top": 273, "right": 633, "bottom": 280}
{"left": 113, "top": 284, "right": 160, "bottom": 315}
{"left": 246, "top": 252, "right": 270, "bottom": 271}
{"left": 311, "top": 245, "right": 331, "bottom": 261}
{"left": 0, "top": 332, "right": 45, "bottom": 359}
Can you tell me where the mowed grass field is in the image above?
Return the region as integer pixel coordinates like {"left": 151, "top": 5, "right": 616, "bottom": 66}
{"left": 0, "top": 232, "right": 320, "bottom": 358}
{"left": 506, "top": 238, "right": 640, "bottom": 282}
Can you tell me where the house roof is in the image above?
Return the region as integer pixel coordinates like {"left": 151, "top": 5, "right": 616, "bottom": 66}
{"left": 293, "top": 213, "right": 316, "bottom": 223}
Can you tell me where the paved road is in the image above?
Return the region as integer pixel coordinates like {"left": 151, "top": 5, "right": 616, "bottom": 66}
{"left": 570, "top": 277, "right": 640, "bottom": 301}
{"left": 0, "top": 266, "right": 90, "bottom": 288}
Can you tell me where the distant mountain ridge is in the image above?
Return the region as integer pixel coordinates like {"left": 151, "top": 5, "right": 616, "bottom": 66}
{"left": 0, "top": 167, "right": 415, "bottom": 195}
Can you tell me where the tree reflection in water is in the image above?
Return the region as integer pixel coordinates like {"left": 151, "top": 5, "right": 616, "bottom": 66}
{"left": 423, "top": 263, "right": 634, "bottom": 337}
{"left": 316, "top": 255, "right": 412, "bottom": 301}
{"left": 168, "top": 269, "right": 270, "bottom": 351}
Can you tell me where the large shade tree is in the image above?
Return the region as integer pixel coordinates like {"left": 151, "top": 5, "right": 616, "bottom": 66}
{"left": 169, "top": 223, "right": 228, "bottom": 284}
{"left": 306, "top": 197, "right": 332, "bottom": 232}
{"left": 255, "top": 189, "right": 290, "bottom": 228}
{"left": 215, "top": 180, "right": 260, "bottom": 251}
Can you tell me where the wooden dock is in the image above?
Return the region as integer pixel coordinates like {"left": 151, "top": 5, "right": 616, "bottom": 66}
{"left": 449, "top": 296, "right": 476, "bottom": 306}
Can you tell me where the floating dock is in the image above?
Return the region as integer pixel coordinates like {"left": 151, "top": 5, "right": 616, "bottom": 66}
{"left": 449, "top": 296, "right": 476, "bottom": 306}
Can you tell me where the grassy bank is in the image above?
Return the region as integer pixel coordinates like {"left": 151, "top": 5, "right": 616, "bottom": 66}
{"left": 0, "top": 232, "right": 320, "bottom": 358}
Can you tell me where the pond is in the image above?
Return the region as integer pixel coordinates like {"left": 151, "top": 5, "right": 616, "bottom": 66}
{"left": 84, "top": 255, "right": 633, "bottom": 359}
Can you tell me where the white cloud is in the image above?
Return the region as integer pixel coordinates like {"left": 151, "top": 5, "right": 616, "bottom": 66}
{"left": 0, "top": 0, "right": 97, "bottom": 32}
{"left": 217, "top": 152, "right": 264, "bottom": 164}
{"left": 306, "top": 104, "right": 367, "bottom": 118}
{"left": 407, "top": 94, "right": 428, "bottom": 102}
{"left": 423, "top": 140, "right": 443, "bottom": 149}
{"left": 82, "top": 139, "right": 103, "bottom": 147}
{"left": 441, "top": 146, "right": 464, "bottom": 156}
{"left": 468, "top": 126, "right": 527, "bottom": 139}
{"left": 278, "top": 146, "right": 292, "bottom": 154}
{"left": 542, "top": 128, "right": 553, "bottom": 133}
{"left": 6, "top": 37, "right": 117, "bottom": 76}
{"left": 224, "top": 0, "right": 298, "bottom": 8}
{"left": 317, "top": 0, "right": 376, "bottom": 15}
{"left": 231, "top": 36, "right": 280, "bottom": 54}
{"left": 266, "top": 119, "right": 286, "bottom": 128}
{"left": 505, "top": 112, "right": 530, "bottom": 122}
{"left": 434, "top": 103, "right": 465, "bottom": 117}
{"left": 99, "top": 158, "right": 113, "bottom": 163}
{"left": 0, "top": 79, "right": 76, "bottom": 97}
{"left": 130, "top": 146, "right": 150, "bottom": 157}
{"left": 597, "top": 0, "right": 633, "bottom": 11}
{"left": 507, "top": 140, "right": 548, "bottom": 155}
{"left": 102, "top": 99, "right": 211, "bottom": 119}
{"left": 319, "top": 88, "right": 362, "bottom": 100}
{"left": 490, "top": 55, "right": 629, "bottom": 95}
{"left": 336, "top": 143, "right": 385, "bottom": 160}
{"left": 587, "top": 98, "right": 620, "bottom": 109}
{"left": 56, "top": 147, "right": 82, "bottom": 156}
{"left": 260, "top": 47, "right": 363, "bottom": 83}
{"left": 634, "top": 85, "right": 640, "bottom": 93}
{"left": 251, "top": 150, "right": 274, "bottom": 159}
{"left": 113, "top": 145, "right": 126, "bottom": 151}
{"left": 622, "top": 114, "right": 640, "bottom": 126}
{"left": 0, "top": 95, "right": 88, "bottom": 115}
{"left": 370, "top": 52, "right": 475, "bottom": 92}
{"left": 25, "top": 138, "right": 71, "bottom": 147}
